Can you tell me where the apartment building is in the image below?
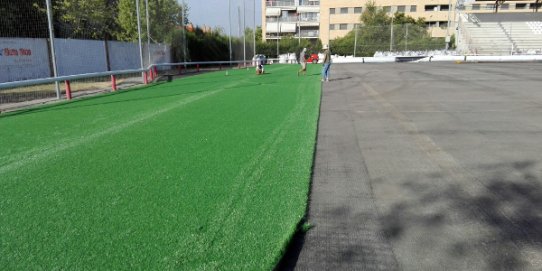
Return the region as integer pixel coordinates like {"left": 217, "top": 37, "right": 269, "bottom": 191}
{"left": 263, "top": 0, "right": 321, "bottom": 41}
{"left": 262, "top": 0, "right": 541, "bottom": 44}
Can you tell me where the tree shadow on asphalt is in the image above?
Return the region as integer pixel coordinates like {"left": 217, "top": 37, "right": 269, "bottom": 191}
{"left": 381, "top": 160, "right": 542, "bottom": 270}
{"left": 277, "top": 161, "right": 542, "bottom": 270}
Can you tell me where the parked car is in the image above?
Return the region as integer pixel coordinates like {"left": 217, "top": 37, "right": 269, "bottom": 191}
{"left": 307, "top": 53, "right": 319, "bottom": 64}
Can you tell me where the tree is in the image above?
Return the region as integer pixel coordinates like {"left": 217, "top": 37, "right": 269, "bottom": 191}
{"left": 331, "top": 1, "right": 444, "bottom": 56}
{"left": 54, "top": 0, "right": 119, "bottom": 39}
{"left": 0, "top": 0, "right": 48, "bottom": 38}
{"left": 117, "top": 0, "right": 187, "bottom": 42}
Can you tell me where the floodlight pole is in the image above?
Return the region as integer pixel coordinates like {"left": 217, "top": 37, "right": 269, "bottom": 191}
{"left": 276, "top": 15, "right": 280, "bottom": 58}
{"left": 298, "top": 12, "right": 300, "bottom": 45}
{"left": 136, "top": 0, "right": 144, "bottom": 78}
{"left": 405, "top": 24, "right": 409, "bottom": 51}
{"left": 390, "top": 16, "right": 394, "bottom": 51}
{"left": 354, "top": 24, "right": 358, "bottom": 57}
{"left": 182, "top": 0, "right": 187, "bottom": 64}
{"left": 446, "top": 0, "right": 452, "bottom": 50}
{"left": 253, "top": 0, "right": 257, "bottom": 57}
{"left": 145, "top": 0, "right": 151, "bottom": 66}
{"left": 229, "top": 0, "right": 233, "bottom": 65}
{"left": 45, "top": 0, "right": 60, "bottom": 99}
{"left": 243, "top": 0, "right": 247, "bottom": 68}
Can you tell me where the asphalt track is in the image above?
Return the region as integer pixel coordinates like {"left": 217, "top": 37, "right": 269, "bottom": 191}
{"left": 282, "top": 62, "right": 542, "bottom": 270}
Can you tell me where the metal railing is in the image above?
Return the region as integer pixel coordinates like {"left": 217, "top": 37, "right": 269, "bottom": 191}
{"left": 0, "top": 60, "right": 252, "bottom": 107}
{"left": 299, "top": 0, "right": 319, "bottom": 6}
{"left": 265, "top": 0, "right": 295, "bottom": 7}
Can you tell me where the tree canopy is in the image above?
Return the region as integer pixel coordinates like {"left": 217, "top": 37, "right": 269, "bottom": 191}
{"left": 331, "top": 1, "right": 444, "bottom": 56}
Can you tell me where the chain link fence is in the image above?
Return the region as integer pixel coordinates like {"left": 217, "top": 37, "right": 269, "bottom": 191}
{"left": 1, "top": 0, "right": 258, "bottom": 111}
{"left": 331, "top": 24, "right": 448, "bottom": 57}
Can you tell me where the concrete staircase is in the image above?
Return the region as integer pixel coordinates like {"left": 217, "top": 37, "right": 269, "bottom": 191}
{"left": 459, "top": 15, "right": 542, "bottom": 55}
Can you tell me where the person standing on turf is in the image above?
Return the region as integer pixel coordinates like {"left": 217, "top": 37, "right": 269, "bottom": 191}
{"left": 321, "top": 44, "right": 331, "bottom": 82}
{"left": 297, "top": 48, "right": 307, "bottom": 76}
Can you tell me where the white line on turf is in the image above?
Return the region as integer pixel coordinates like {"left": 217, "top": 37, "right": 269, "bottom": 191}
{"left": 0, "top": 80, "right": 245, "bottom": 176}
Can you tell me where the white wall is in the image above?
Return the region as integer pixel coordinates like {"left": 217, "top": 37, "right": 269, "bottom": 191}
{"left": 0, "top": 38, "right": 172, "bottom": 83}
{"left": 0, "top": 38, "right": 51, "bottom": 83}
{"left": 108, "top": 41, "right": 141, "bottom": 70}
{"left": 54, "top": 39, "right": 108, "bottom": 76}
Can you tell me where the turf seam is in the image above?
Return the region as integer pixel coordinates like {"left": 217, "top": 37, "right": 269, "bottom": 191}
{"left": 185, "top": 85, "right": 308, "bottom": 269}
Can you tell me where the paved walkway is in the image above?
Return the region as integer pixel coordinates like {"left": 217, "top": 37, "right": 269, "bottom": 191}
{"left": 285, "top": 63, "right": 542, "bottom": 270}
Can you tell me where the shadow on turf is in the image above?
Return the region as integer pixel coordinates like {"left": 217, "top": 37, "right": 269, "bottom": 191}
{"left": 380, "top": 160, "right": 542, "bottom": 270}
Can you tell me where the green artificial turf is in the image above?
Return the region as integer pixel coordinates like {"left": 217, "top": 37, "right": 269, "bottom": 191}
{"left": 0, "top": 64, "right": 321, "bottom": 270}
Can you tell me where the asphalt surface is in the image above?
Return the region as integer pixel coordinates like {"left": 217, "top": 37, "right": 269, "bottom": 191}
{"left": 283, "top": 62, "right": 542, "bottom": 270}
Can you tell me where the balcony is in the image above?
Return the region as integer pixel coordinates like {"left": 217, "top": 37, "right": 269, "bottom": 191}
{"left": 266, "top": 0, "right": 295, "bottom": 7}
{"left": 299, "top": 14, "right": 319, "bottom": 22}
{"left": 299, "top": 29, "right": 319, "bottom": 37}
{"left": 265, "top": 29, "right": 319, "bottom": 39}
{"left": 267, "top": 16, "right": 299, "bottom": 23}
{"left": 300, "top": 0, "right": 319, "bottom": 6}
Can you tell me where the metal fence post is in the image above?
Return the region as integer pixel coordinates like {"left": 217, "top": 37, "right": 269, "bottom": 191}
{"left": 405, "top": 24, "right": 408, "bottom": 51}
{"left": 354, "top": 24, "right": 358, "bottom": 57}
{"left": 45, "top": 0, "right": 60, "bottom": 99}
{"left": 390, "top": 17, "right": 394, "bottom": 52}
{"left": 136, "top": 0, "right": 145, "bottom": 81}
{"left": 145, "top": 0, "right": 151, "bottom": 66}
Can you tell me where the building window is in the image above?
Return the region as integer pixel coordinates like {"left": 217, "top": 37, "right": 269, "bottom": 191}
{"left": 440, "top": 5, "right": 449, "bottom": 11}
{"left": 330, "top": 8, "right": 335, "bottom": 14}
{"left": 531, "top": 3, "right": 541, "bottom": 9}
{"left": 339, "top": 24, "right": 347, "bottom": 30}
{"left": 383, "top": 6, "right": 391, "bottom": 13}
{"left": 410, "top": 5, "right": 417, "bottom": 12}
{"left": 472, "top": 4, "right": 480, "bottom": 10}
{"left": 354, "top": 7, "right": 362, "bottom": 13}
{"left": 397, "top": 5, "right": 406, "bottom": 12}
{"left": 340, "top": 7, "right": 348, "bottom": 14}
{"left": 500, "top": 3, "right": 509, "bottom": 10}
{"left": 425, "top": 5, "right": 438, "bottom": 11}
{"left": 516, "top": 3, "right": 527, "bottom": 9}
{"left": 440, "top": 21, "right": 448, "bottom": 28}
{"left": 329, "top": 24, "right": 335, "bottom": 30}
{"left": 487, "top": 4, "right": 495, "bottom": 10}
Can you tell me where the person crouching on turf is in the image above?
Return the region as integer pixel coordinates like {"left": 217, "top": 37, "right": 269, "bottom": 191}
{"left": 256, "top": 57, "right": 265, "bottom": 75}
{"left": 256, "top": 63, "right": 264, "bottom": 75}
{"left": 298, "top": 48, "right": 307, "bottom": 76}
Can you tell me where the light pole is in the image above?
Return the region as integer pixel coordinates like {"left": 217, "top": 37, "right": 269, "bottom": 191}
{"left": 354, "top": 24, "right": 358, "bottom": 57}
{"left": 182, "top": 0, "right": 187, "bottom": 63}
{"left": 243, "top": 0, "right": 247, "bottom": 67}
{"left": 276, "top": 14, "right": 279, "bottom": 58}
{"left": 229, "top": 0, "right": 232, "bottom": 65}
{"left": 145, "top": 0, "right": 151, "bottom": 66}
{"left": 390, "top": 16, "right": 394, "bottom": 51}
{"left": 446, "top": 0, "right": 452, "bottom": 50}
{"left": 45, "top": 0, "right": 60, "bottom": 99}
{"left": 298, "top": 12, "right": 301, "bottom": 45}
{"left": 253, "top": 0, "right": 256, "bottom": 57}
{"left": 136, "top": 0, "right": 144, "bottom": 79}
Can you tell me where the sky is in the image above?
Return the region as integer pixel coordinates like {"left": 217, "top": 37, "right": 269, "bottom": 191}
{"left": 184, "top": 0, "right": 262, "bottom": 36}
